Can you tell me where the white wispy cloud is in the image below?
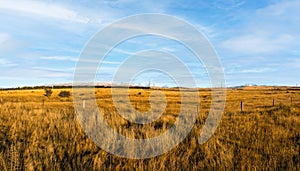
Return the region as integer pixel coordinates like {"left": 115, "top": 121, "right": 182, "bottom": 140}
{"left": 256, "top": 0, "right": 300, "bottom": 17}
{"left": 40, "top": 56, "right": 79, "bottom": 62}
{"left": 31, "top": 66, "right": 75, "bottom": 72}
{"left": 28, "top": 66, "right": 74, "bottom": 78}
{"left": 213, "top": 0, "right": 246, "bottom": 10}
{"left": 192, "top": 23, "right": 219, "bottom": 39}
{"left": 0, "top": 58, "right": 18, "bottom": 67}
{"left": 0, "top": 0, "right": 89, "bottom": 23}
{"left": 220, "top": 0, "right": 300, "bottom": 55}
{"left": 40, "top": 55, "right": 122, "bottom": 67}
{"left": 240, "top": 68, "right": 274, "bottom": 73}
{"left": 104, "top": 0, "right": 168, "bottom": 13}
{"left": 221, "top": 34, "right": 294, "bottom": 54}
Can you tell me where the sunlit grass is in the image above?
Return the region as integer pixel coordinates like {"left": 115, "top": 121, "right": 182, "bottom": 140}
{"left": 0, "top": 87, "right": 299, "bottom": 170}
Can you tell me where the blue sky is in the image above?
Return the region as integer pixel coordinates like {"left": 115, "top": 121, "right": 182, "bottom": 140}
{"left": 0, "top": 0, "right": 299, "bottom": 88}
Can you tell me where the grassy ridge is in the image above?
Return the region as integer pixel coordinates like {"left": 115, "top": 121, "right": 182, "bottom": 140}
{"left": 0, "top": 87, "right": 299, "bottom": 170}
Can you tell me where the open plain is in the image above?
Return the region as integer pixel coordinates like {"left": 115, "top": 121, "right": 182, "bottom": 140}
{"left": 0, "top": 86, "right": 299, "bottom": 170}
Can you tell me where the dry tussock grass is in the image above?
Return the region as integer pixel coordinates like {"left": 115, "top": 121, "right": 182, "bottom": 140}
{"left": 0, "top": 87, "right": 299, "bottom": 170}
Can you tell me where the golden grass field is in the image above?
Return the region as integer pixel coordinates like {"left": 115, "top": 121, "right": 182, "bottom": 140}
{"left": 0, "top": 87, "right": 299, "bottom": 170}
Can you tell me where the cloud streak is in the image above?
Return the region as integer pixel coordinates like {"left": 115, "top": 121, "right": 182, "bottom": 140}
{"left": 40, "top": 56, "right": 79, "bottom": 62}
{"left": 0, "top": 58, "right": 18, "bottom": 67}
{"left": 221, "top": 34, "right": 294, "bottom": 54}
{"left": 220, "top": 0, "right": 300, "bottom": 55}
{"left": 0, "top": 0, "right": 89, "bottom": 23}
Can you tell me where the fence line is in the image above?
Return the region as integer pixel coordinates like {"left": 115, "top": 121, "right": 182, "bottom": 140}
{"left": 197, "top": 95, "right": 300, "bottom": 114}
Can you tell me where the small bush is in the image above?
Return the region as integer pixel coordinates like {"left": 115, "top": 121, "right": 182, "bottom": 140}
{"left": 44, "top": 88, "right": 53, "bottom": 97}
{"left": 58, "top": 91, "right": 71, "bottom": 98}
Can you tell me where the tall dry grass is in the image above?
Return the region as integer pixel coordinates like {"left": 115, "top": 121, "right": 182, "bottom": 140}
{"left": 0, "top": 87, "right": 299, "bottom": 170}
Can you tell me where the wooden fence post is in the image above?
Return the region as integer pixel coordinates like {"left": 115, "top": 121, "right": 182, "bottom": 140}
{"left": 273, "top": 98, "right": 275, "bottom": 106}
{"left": 240, "top": 101, "right": 243, "bottom": 112}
